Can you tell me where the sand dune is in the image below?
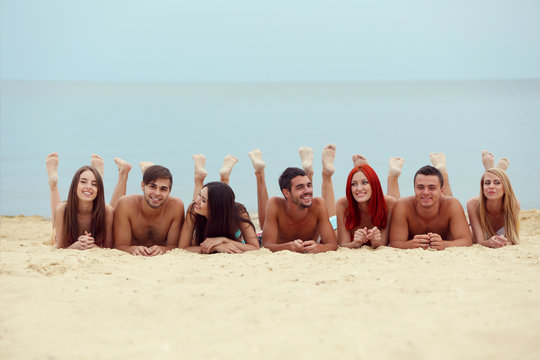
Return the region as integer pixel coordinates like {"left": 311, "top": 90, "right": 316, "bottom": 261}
{"left": 1, "top": 211, "right": 539, "bottom": 359}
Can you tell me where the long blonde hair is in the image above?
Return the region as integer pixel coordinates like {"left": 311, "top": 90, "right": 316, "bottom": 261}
{"left": 477, "top": 168, "right": 520, "bottom": 244}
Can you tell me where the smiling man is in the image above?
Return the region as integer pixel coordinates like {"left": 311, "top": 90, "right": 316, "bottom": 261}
{"left": 389, "top": 165, "right": 471, "bottom": 250}
{"left": 114, "top": 165, "right": 184, "bottom": 256}
{"left": 262, "top": 167, "right": 337, "bottom": 253}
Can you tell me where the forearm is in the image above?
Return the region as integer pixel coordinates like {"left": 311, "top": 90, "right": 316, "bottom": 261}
{"left": 316, "top": 242, "right": 338, "bottom": 252}
{"left": 443, "top": 237, "right": 472, "bottom": 247}
{"left": 339, "top": 241, "right": 360, "bottom": 249}
{"left": 116, "top": 244, "right": 136, "bottom": 253}
{"left": 390, "top": 239, "right": 417, "bottom": 249}
{"left": 184, "top": 246, "right": 202, "bottom": 253}
{"left": 264, "top": 242, "right": 294, "bottom": 252}
{"left": 223, "top": 239, "right": 259, "bottom": 252}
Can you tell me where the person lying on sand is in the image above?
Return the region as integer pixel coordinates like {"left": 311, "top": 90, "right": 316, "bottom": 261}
{"left": 178, "top": 155, "right": 259, "bottom": 254}
{"left": 467, "top": 151, "right": 519, "bottom": 248}
{"left": 261, "top": 166, "right": 338, "bottom": 253}
{"left": 46, "top": 152, "right": 131, "bottom": 249}
{"left": 389, "top": 165, "right": 472, "bottom": 250}
{"left": 114, "top": 164, "right": 184, "bottom": 256}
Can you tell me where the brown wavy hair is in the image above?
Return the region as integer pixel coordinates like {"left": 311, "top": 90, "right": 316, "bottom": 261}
{"left": 63, "top": 166, "right": 106, "bottom": 246}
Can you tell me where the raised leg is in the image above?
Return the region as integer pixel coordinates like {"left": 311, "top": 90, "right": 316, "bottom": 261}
{"left": 496, "top": 157, "right": 510, "bottom": 171}
{"left": 192, "top": 154, "right": 208, "bottom": 201}
{"left": 387, "top": 157, "right": 404, "bottom": 199}
{"left": 352, "top": 154, "right": 369, "bottom": 167}
{"left": 110, "top": 158, "right": 132, "bottom": 208}
{"left": 139, "top": 161, "right": 154, "bottom": 175}
{"left": 219, "top": 154, "right": 238, "bottom": 184}
{"left": 46, "top": 152, "right": 60, "bottom": 222}
{"left": 321, "top": 144, "right": 337, "bottom": 217}
{"left": 249, "top": 149, "right": 268, "bottom": 229}
{"left": 430, "top": 153, "right": 453, "bottom": 197}
{"left": 481, "top": 150, "right": 495, "bottom": 170}
{"left": 91, "top": 154, "right": 105, "bottom": 177}
{"left": 299, "top": 146, "right": 314, "bottom": 181}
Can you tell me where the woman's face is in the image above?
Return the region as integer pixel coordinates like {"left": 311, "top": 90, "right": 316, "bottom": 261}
{"left": 483, "top": 172, "right": 504, "bottom": 200}
{"left": 351, "top": 171, "right": 371, "bottom": 203}
{"left": 77, "top": 170, "right": 98, "bottom": 201}
{"left": 194, "top": 186, "right": 209, "bottom": 217}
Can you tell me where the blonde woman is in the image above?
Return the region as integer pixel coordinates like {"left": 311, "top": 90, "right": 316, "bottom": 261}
{"left": 467, "top": 168, "right": 520, "bottom": 248}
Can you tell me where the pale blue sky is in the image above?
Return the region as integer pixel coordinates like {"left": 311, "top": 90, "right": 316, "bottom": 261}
{"left": 2, "top": 0, "right": 540, "bottom": 82}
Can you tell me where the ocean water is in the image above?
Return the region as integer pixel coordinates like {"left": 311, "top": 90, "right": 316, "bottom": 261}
{"left": 1, "top": 80, "right": 539, "bottom": 217}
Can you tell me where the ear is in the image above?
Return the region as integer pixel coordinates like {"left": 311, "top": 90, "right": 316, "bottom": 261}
{"left": 281, "top": 188, "right": 289, "bottom": 201}
{"left": 141, "top": 181, "right": 145, "bottom": 191}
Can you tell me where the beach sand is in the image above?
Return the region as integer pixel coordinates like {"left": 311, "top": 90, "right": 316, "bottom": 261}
{"left": 1, "top": 211, "right": 539, "bottom": 359}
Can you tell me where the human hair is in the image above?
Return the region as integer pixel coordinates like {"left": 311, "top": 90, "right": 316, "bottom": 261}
{"left": 344, "top": 165, "right": 387, "bottom": 231}
{"left": 414, "top": 165, "right": 444, "bottom": 188}
{"left": 278, "top": 167, "right": 307, "bottom": 192}
{"left": 63, "top": 166, "right": 106, "bottom": 247}
{"left": 143, "top": 165, "right": 173, "bottom": 189}
{"left": 190, "top": 182, "right": 255, "bottom": 245}
{"left": 477, "top": 168, "right": 520, "bottom": 244}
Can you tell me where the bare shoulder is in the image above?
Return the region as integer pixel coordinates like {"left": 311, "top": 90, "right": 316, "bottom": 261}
{"left": 268, "top": 196, "right": 285, "bottom": 210}
{"left": 466, "top": 196, "right": 480, "bottom": 210}
{"left": 384, "top": 195, "right": 397, "bottom": 210}
{"left": 441, "top": 196, "right": 463, "bottom": 210}
{"left": 166, "top": 196, "right": 184, "bottom": 210}
{"left": 115, "top": 194, "right": 141, "bottom": 214}
{"left": 311, "top": 196, "right": 326, "bottom": 208}
{"left": 394, "top": 196, "right": 415, "bottom": 210}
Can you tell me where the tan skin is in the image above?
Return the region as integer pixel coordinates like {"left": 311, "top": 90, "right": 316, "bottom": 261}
{"left": 54, "top": 170, "right": 113, "bottom": 249}
{"left": 114, "top": 178, "right": 184, "bottom": 256}
{"left": 389, "top": 174, "right": 472, "bottom": 250}
{"left": 262, "top": 175, "right": 338, "bottom": 253}
{"left": 466, "top": 172, "right": 520, "bottom": 248}
{"left": 178, "top": 186, "right": 259, "bottom": 253}
{"left": 336, "top": 170, "right": 396, "bottom": 249}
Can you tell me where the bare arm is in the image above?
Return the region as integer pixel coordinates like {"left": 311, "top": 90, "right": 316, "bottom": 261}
{"left": 103, "top": 205, "right": 114, "bottom": 248}
{"left": 113, "top": 198, "right": 138, "bottom": 254}
{"left": 313, "top": 198, "right": 338, "bottom": 252}
{"left": 178, "top": 205, "right": 200, "bottom": 252}
{"left": 377, "top": 196, "right": 396, "bottom": 248}
{"left": 54, "top": 203, "right": 68, "bottom": 249}
{"left": 262, "top": 198, "right": 304, "bottom": 253}
{"left": 467, "top": 197, "right": 484, "bottom": 245}
{"left": 336, "top": 197, "right": 356, "bottom": 247}
{"left": 445, "top": 198, "right": 473, "bottom": 247}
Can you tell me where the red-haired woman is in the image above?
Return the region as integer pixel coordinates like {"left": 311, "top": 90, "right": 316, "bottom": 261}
{"left": 335, "top": 164, "right": 397, "bottom": 248}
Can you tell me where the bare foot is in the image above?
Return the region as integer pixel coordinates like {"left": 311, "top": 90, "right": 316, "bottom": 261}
{"left": 139, "top": 161, "right": 154, "bottom": 174}
{"left": 220, "top": 155, "right": 238, "bottom": 183}
{"left": 248, "top": 149, "right": 266, "bottom": 173}
{"left": 321, "top": 144, "right": 336, "bottom": 176}
{"left": 91, "top": 154, "right": 105, "bottom": 177}
{"left": 388, "top": 157, "right": 405, "bottom": 177}
{"left": 192, "top": 154, "right": 208, "bottom": 181}
{"left": 352, "top": 154, "right": 369, "bottom": 167}
{"left": 114, "top": 158, "right": 132, "bottom": 175}
{"left": 429, "top": 152, "right": 447, "bottom": 173}
{"left": 46, "top": 152, "right": 59, "bottom": 188}
{"left": 481, "top": 150, "right": 495, "bottom": 170}
{"left": 299, "top": 146, "right": 314, "bottom": 178}
{"left": 496, "top": 157, "right": 510, "bottom": 171}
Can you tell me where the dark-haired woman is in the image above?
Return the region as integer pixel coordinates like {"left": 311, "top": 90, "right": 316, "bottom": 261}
{"left": 53, "top": 166, "right": 114, "bottom": 249}
{"left": 178, "top": 181, "right": 259, "bottom": 253}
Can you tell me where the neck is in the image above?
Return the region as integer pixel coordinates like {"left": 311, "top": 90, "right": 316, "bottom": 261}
{"left": 357, "top": 201, "right": 369, "bottom": 212}
{"left": 486, "top": 198, "right": 503, "bottom": 215}
{"left": 78, "top": 200, "right": 93, "bottom": 215}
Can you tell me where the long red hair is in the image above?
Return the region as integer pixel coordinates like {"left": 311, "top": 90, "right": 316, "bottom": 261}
{"left": 345, "top": 165, "right": 387, "bottom": 230}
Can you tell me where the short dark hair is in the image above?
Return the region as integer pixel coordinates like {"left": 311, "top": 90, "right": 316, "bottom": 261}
{"left": 413, "top": 165, "right": 443, "bottom": 188}
{"left": 279, "top": 167, "right": 307, "bottom": 192}
{"left": 143, "top": 165, "right": 173, "bottom": 189}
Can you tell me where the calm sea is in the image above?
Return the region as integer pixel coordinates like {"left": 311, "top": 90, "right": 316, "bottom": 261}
{"left": 1, "top": 80, "right": 539, "bottom": 217}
